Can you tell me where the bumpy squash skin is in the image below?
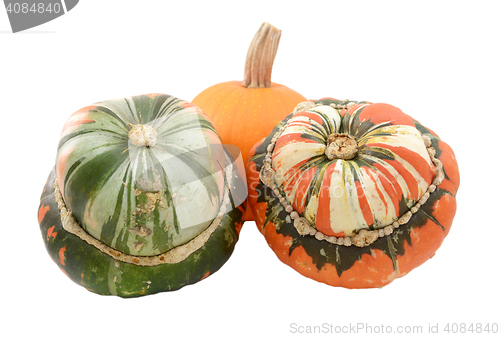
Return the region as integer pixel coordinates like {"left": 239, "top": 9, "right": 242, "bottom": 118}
{"left": 38, "top": 168, "right": 245, "bottom": 297}
{"left": 247, "top": 98, "right": 460, "bottom": 288}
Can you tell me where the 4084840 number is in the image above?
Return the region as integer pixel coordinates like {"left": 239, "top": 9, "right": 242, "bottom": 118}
{"left": 6, "top": 2, "right": 62, "bottom": 14}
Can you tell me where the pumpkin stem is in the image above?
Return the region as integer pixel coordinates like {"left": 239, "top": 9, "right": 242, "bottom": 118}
{"left": 128, "top": 124, "right": 158, "bottom": 148}
{"left": 324, "top": 133, "right": 358, "bottom": 160}
{"left": 243, "top": 22, "right": 282, "bottom": 89}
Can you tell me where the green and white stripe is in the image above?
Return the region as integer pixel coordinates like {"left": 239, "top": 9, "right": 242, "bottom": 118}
{"left": 56, "top": 94, "right": 226, "bottom": 256}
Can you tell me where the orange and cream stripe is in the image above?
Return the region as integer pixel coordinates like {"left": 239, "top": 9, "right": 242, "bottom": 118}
{"left": 272, "top": 102, "right": 436, "bottom": 237}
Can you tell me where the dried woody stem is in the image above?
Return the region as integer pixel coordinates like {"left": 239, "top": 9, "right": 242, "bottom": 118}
{"left": 243, "top": 22, "right": 282, "bottom": 88}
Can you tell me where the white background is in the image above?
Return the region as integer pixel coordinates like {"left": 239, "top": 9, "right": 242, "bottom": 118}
{"left": 2, "top": 1, "right": 499, "bottom": 336}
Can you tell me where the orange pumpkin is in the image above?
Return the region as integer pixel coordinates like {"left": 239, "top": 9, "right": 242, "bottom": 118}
{"left": 192, "top": 22, "right": 306, "bottom": 220}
